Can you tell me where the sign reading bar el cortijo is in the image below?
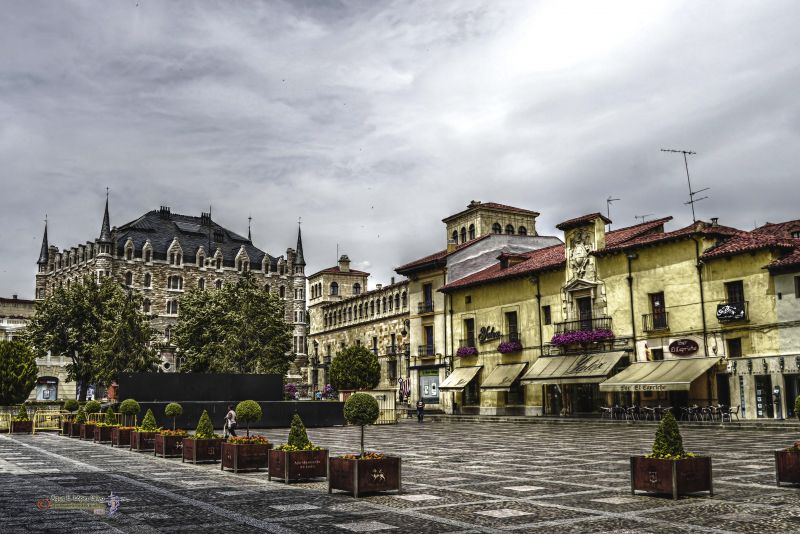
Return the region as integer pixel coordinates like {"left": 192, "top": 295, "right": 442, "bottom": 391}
{"left": 668, "top": 339, "right": 699, "bottom": 356}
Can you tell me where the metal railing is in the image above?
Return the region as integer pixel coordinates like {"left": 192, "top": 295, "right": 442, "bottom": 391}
{"left": 417, "top": 302, "right": 434, "bottom": 314}
{"left": 417, "top": 345, "right": 435, "bottom": 357}
{"left": 0, "top": 413, "right": 9, "bottom": 433}
{"left": 554, "top": 316, "right": 612, "bottom": 334}
{"left": 500, "top": 332, "right": 520, "bottom": 342}
{"left": 642, "top": 312, "right": 669, "bottom": 332}
{"left": 33, "top": 411, "right": 66, "bottom": 434}
{"left": 459, "top": 338, "right": 477, "bottom": 348}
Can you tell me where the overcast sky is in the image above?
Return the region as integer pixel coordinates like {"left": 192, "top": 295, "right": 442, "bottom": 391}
{"left": 2, "top": 1, "right": 799, "bottom": 298}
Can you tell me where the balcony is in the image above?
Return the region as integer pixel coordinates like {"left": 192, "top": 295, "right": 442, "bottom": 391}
{"left": 417, "top": 345, "right": 435, "bottom": 357}
{"left": 418, "top": 302, "right": 434, "bottom": 314}
{"left": 459, "top": 338, "right": 477, "bottom": 348}
{"left": 716, "top": 301, "right": 748, "bottom": 323}
{"left": 554, "top": 316, "right": 612, "bottom": 334}
{"left": 642, "top": 312, "right": 669, "bottom": 332}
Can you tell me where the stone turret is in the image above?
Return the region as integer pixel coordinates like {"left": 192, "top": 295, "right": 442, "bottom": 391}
{"left": 35, "top": 220, "right": 49, "bottom": 300}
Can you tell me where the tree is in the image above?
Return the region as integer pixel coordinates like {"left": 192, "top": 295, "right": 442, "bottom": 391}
{"left": 287, "top": 413, "right": 311, "bottom": 449}
{"left": 104, "top": 406, "right": 116, "bottom": 425}
{"left": 14, "top": 404, "right": 30, "bottom": 422}
{"left": 119, "top": 399, "right": 141, "bottom": 427}
{"left": 651, "top": 411, "right": 686, "bottom": 459}
{"left": 0, "top": 340, "right": 38, "bottom": 405}
{"left": 175, "top": 275, "right": 292, "bottom": 375}
{"left": 164, "top": 403, "right": 183, "bottom": 430}
{"left": 235, "top": 400, "right": 262, "bottom": 437}
{"left": 140, "top": 408, "right": 158, "bottom": 431}
{"left": 344, "top": 393, "right": 380, "bottom": 456}
{"left": 194, "top": 410, "right": 215, "bottom": 439}
{"left": 330, "top": 346, "right": 380, "bottom": 391}
{"left": 74, "top": 407, "right": 87, "bottom": 425}
{"left": 63, "top": 399, "right": 79, "bottom": 413}
{"left": 84, "top": 400, "right": 101, "bottom": 414}
{"left": 795, "top": 395, "right": 800, "bottom": 421}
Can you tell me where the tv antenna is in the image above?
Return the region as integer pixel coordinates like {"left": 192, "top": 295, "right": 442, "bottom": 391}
{"left": 606, "top": 196, "right": 620, "bottom": 230}
{"left": 661, "top": 148, "right": 709, "bottom": 222}
{"left": 634, "top": 213, "right": 654, "bottom": 224}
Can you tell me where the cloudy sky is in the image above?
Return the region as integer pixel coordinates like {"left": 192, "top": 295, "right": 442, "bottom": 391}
{"left": 2, "top": 1, "right": 799, "bottom": 298}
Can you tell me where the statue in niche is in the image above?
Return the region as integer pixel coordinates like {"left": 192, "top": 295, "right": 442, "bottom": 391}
{"left": 569, "top": 229, "right": 593, "bottom": 280}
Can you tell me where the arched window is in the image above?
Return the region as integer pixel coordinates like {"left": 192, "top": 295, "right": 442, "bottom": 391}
{"left": 215, "top": 279, "right": 222, "bottom": 289}
{"left": 395, "top": 294, "right": 400, "bottom": 309}
{"left": 170, "top": 252, "right": 182, "bottom": 265}
{"left": 388, "top": 296, "right": 393, "bottom": 311}
{"left": 166, "top": 300, "right": 179, "bottom": 315}
{"left": 402, "top": 291, "right": 407, "bottom": 307}
{"left": 198, "top": 278, "right": 205, "bottom": 290}
{"left": 279, "top": 286, "right": 286, "bottom": 298}
{"left": 125, "top": 247, "right": 133, "bottom": 261}
{"left": 238, "top": 258, "right": 248, "bottom": 272}
{"left": 144, "top": 249, "right": 151, "bottom": 262}
{"left": 460, "top": 227, "right": 467, "bottom": 243}
{"left": 142, "top": 299, "right": 151, "bottom": 313}
{"left": 125, "top": 272, "right": 133, "bottom": 286}
{"left": 216, "top": 257, "right": 222, "bottom": 269}
{"left": 492, "top": 222, "right": 502, "bottom": 234}
{"left": 468, "top": 224, "right": 475, "bottom": 240}
{"left": 348, "top": 308, "right": 353, "bottom": 321}
{"left": 353, "top": 283, "right": 361, "bottom": 295}
{"left": 143, "top": 273, "right": 151, "bottom": 288}
{"left": 330, "top": 282, "right": 338, "bottom": 296}
{"left": 451, "top": 230, "right": 458, "bottom": 243}
{"left": 505, "top": 224, "right": 515, "bottom": 235}
{"left": 198, "top": 254, "right": 205, "bottom": 267}
{"left": 370, "top": 301, "right": 375, "bottom": 315}
{"left": 265, "top": 283, "right": 270, "bottom": 293}
{"left": 165, "top": 325, "right": 172, "bottom": 342}
{"left": 518, "top": 226, "right": 527, "bottom": 236}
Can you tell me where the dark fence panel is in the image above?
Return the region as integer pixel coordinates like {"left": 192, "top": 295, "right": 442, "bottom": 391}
{"left": 117, "top": 373, "right": 283, "bottom": 402}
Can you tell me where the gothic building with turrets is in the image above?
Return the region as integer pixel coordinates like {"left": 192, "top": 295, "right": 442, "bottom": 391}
{"left": 35, "top": 197, "right": 307, "bottom": 376}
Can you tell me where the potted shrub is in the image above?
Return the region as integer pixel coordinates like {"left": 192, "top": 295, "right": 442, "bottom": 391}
{"left": 61, "top": 399, "right": 79, "bottom": 436}
{"left": 130, "top": 409, "right": 159, "bottom": 452}
{"left": 80, "top": 400, "right": 101, "bottom": 440}
{"left": 164, "top": 402, "right": 183, "bottom": 430}
{"left": 775, "top": 440, "right": 800, "bottom": 487}
{"left": 269, "top": 413, "right": 328, "bottom": 483}
{"left": 183, "top": 410, "right": 223, "bottom": 464}
{"left": 71, "top": 407, "right": 87, "bottom": 438}
{"left": 11, "top": 404, "right": 33, "bottom": 433}
{"left": 630, "top": 412, "right": 712, "bottom": 499}
{"left": 155, "top": 429, "right": 188, "bottom": 458}
{"left": 328, "top": 393, "right": 401, "bottom": 497}
{"left": 94, "top": 407, "right": 118, "bottom": 443}
{"left": 221, "top": 400, "right": 271, "bottom": 473}
{"left": 795, "top": 395, "right": 800, "bottom": 421}
{"left": 112, "top": 399, "right": 140, "bottom": 447}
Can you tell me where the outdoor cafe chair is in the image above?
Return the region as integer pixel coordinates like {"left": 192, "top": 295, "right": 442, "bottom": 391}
{"left": 641, "top": 406, "right": 656, "bottom": 421}
{"left": 600, "top": 406, "right": 613, "bottom": 420}
{"left": 726, "top": 406, "right": 740, "bottom": 421}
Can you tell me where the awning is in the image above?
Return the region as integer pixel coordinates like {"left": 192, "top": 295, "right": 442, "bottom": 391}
{"left": 599, "top": 357, "right": 720, "bottom": 393}
{"left": 481, "top": 363, "right": 527, "bottom": 391}
{"left": 439, "top": 366, "right": 482, "bottom": 390}
{"left": 521, "top": 352, "right": 628, "bottom": 385}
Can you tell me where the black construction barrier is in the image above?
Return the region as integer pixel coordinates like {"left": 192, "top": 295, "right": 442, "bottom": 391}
{"left": 117, "top": 373, "right": 282, "bottom": 402}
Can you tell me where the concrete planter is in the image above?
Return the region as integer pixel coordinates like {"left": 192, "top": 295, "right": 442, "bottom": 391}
{"left": 182, "top": 438, "right": 223, "bottom": 464}
{"left": 11, "top": 421, "right": 33, "bottom": 434}
{"left": 79, "top": 423, "right": 96, "bottom": 440}
{"left": 93, "top": 426, "right": 114, "bottom": 443}
{"left": 630, "top": 456, "right": 713, "bottom": 499}
{"left": 775, "top": 449, "right": 800, "bottom": 486}
{"left": 268, "top": 449, "right": 328, "bottom": 483}
{"left": 111, "top": 427, "right": 133, "bottom": 447}
{"left": 328, "top": 456, "right": 402, "bottom": 497}
{"left": 130, "top": 431, "right": 158, "bottom": 452}
{"left": 154, "top": 434, "right": 185, "bottom": 458}
{"left": 221, "top": 442, "right": 272, "bottom": 473}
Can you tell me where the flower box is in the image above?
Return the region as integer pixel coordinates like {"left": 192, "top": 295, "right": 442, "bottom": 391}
{"left": 221, "top": 441, "right": 272, "bottom": 473}
{"left": 93, "top": 426, "right": 114, "bottom": 443}
{"left": 154, "top": 434, "right": 185, "bottom": 458}
{"left": 456, "top": 346, "right": 478, "bottom": 357}
{"left": 69, "top": 422, "right": 82, "bottom": 438}
{"left": 79, "top": 423, "right": 97, "bottom": 440}
{"left": 268, "top": 449, "right": 329, "bottom": 483}
{"left": 111, "top": 427, "right": 133, "bottom": 447}
{"left": 497, "top": 340, "right": 523, "bottom": 354}
{"left": 182, "top": 437, "right": 223, "bottom": 464}
{"left": 328, "top": 456, "right": 402, "bottom": 497}
{"left": 130, "top": 431, "right": 158, "bottom": 452}
{"left": 551, "top": 329, "right": 614, "bottom": 346}
{"left": 11, "top": 421, "right": 33, "bottom": 434}
{"left": 630, "top": 456, "right": 712, "bottom": 499}
{"left": 775, "top": 449, "right": 800, "bottom": 486}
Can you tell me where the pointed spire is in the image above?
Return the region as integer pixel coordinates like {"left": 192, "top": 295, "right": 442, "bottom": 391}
{"left": 37, "top": 217, "right": 49, "bottom": 265}
{"left": 295, "top": 218, "right": 306, "bottom": 266}
{"left": 99, "top": 189, "right": 112, "bottom": 243}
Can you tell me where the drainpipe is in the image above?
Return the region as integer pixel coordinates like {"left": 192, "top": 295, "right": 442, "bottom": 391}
{"left": 532, "top": 276, "right": 543, "bottom": 358}
{"left": 693, "top": 236, "right": 711, "bottom": 403}
{"left": 626, "top": 253, "right": 638, "bottom": 357}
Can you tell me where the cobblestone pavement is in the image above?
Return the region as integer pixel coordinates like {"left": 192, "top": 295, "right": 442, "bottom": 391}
{"left": 1, "top": 421, "right": 799, "bottom": 533}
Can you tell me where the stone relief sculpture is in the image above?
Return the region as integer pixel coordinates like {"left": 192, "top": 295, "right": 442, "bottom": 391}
{"left": 569, "top": 229, "right": 594, "bottom": 280}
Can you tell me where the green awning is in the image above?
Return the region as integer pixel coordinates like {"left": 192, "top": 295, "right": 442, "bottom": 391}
{"left": 480, "top": 364, "right": 527, "bottom": 391}
{"left": 521, "top": 352, "right": 628, "bottom": 385}
{"left": 599, "top": 357, "right": 720, "bottom": 392}
{"left": 439, "top": 366, "right": 482, "bottom": 390}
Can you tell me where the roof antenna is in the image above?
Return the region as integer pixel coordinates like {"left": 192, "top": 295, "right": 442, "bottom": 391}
{"left": 248, "top": 214, "right": 252, "bottom": 242}
{"left": 634, "top": 213, "right": 654, "bottom": 224}
{"left": 606, "top": 196, "right": 620, "bottom": 230}
{"left": 661, "top": 148, "right": 709, "bottom": 222}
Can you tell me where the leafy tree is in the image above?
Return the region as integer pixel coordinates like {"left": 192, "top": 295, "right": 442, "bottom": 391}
{"left": 104, "top": 406, "right": 116, "bottom": 425}
{"left": 63, "top": 399, "right": 79, "bottom": 412}
{"left": 194, "top": 410, "right": 215, "bottom": 439}
{"left": 84, "top": 400, "right": 101, "bottom": 414}
{"left": 0, "top": 340, "right": 38, "bottom": 405}
{"left": 14, "top": 404, "right": 30, "bottom": 422}
{"left": 650, "top": 412, "right": 686, "bottom": 459}
{"left": 174, "top": 275, "right": 292, "bottom": 375}
{"left": 343, "top": 393, "right": 379, "bottom": 456}
{"left": 235, "top": 400, "right": 262, "bottom": 437}
{"left": 139, "top": 408, "right": 158, "bottom": 431}
{"left": 75, "top": 407, "right": 87, "bottom": 425}
{"left": 287, "top": 413, "right": 311, "bottom": 449}
{"left": 164, "top": 403, "right": 183, "bottom": 430}
{"left": 330, "top": 346, "right": 380, "bottom": 391}
{"left": 795, "top": 395, "right": 800, "bottom": 421}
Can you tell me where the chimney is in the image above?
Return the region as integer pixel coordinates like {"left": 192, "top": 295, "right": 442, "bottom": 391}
{"left": 200, "top": 212, "right": 211, "bottom": 226}
{"left": 159, "top": 206, "right": 171, "bottom": 219}
{"left": 376, "top": 283, "right": 382, "bottom": 290}
{"left": 12, "top": 294, "right": 17, "bottom": 300}
{"left": 447, "top": 238, "right": 457, "bottom": 253}
{"left": 338, "top": 254, "right": 351, "bottom": 273}
{"left": 390, "top": 276, "right": 395, "bottom": 285}
{"left": 711, "top": 217, "right": 719, "bottom": 227}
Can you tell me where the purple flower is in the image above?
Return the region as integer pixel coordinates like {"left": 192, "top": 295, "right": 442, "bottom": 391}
{"left": 497, "top": 341, "right": 523, "bottom": 353}
{"left": 456, "top": 346, "right": 478, "bottom": 357}
{"left": 550, "top": 329, "right": 614, "bottom": 346}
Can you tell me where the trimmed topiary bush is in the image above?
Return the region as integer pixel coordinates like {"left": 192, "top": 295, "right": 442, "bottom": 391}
{"left": 119, "top": 399, "right": 140, "bottom": 426}
{"left": 63, "top": 399, "right": 79, "bottom": 412}
{"left": 194, "top": 410, "right": 216, "bottom": 439}
{"left": 14, "top": 404, "right": 30, "bottom": 422}
{"left": 236, "top": 400, "right": 262, "bottom": 437}
{"left": 74, "top": 407, "right": 87, "bottom": 425}
{"left": 84, "top": 400, "right": 101, "bottom": 414}
{"left": 649, "top": 412, "right": 693, "bottom": 460}
{"left": 344, "top": 393, "right": 380, "bottom": 457}
{"left": 287, "top": 413, "right": 311, "bottom": 449}
{"left": 795, "top": 395, "right": 800, "bottom": 421}
{"left": 139, "top": 408, "right": 158, "bottom": 431}
{"left": 164, "top": 403, "right": 183, "bottom": 430}
{"left": 330, "top": 345, "right": 380, "bottom": 391}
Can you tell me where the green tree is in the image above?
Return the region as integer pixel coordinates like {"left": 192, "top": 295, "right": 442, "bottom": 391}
{"left": 104, "top": 406, "right": 116, "bottom": 425}
{"left": 174, "top": 275, "right": 292, "bottom": 374}
{"left": 287, "top": 413, "right": 311, "bottom": 449}
{"left": 651, "top": 411, "right": 686, "bottom": 459}
{"left": 235, "top": 400, "right": 262, "bottom": 437}
{"left": 84, "top": 400, "right": 101, "bottom": 414}
{"left": 164, "top": 403, "right": 183, "bottom": 430}
{"left": 330, "top": 346, "right": 380, "bottom": 391}
{"left": 0, "top": 340, "right": 38, "bottom": 405}
{"left": 14, "top": 404, "right": 30, "bottom": 422}
{"left": 795, "top": 395, "right": 800, "bottom": 421}
{"left": 75, "top": 407, "right": 87, "bottom": 425}
{"left": 140, "top": 408, "right": 158, "bottom": 431}
{"left": 119, "top": 399, "right": 141, "bottom": 427}
{"left": 343, "top": 393, "right": 380, "bottom": 456}
{"left": 194, "top": 410, "right": 215, "bottom": 439}
{"left": 63, "top": 399, "right": 79, "bottom": 412}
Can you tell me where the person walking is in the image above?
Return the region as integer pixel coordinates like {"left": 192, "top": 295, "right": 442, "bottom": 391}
{"left": 416, "top": 399, "right": 425, "bottom": 423}
{"left": 224, "top": 404, "right": 237, "bottom": 439}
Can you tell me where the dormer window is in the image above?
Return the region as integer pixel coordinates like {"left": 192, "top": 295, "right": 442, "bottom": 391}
{"left": 197, "top": 254, "right": 205, "bottom": 267}
{"left": 170, "top": 252, "right": 182, "bottom": 265}
{"left": 144, "top": 249, "right": 151, "bottom": 263}
{"left": 792, "top": 231, "right": 800, "bottom": 238}
{"left": 125, "top": 247, "right": 133, "bottom": 260}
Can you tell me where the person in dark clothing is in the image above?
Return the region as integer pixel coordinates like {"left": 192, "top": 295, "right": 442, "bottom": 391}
{"left": 416, "top": 400, "right": 425, "bottom": 422}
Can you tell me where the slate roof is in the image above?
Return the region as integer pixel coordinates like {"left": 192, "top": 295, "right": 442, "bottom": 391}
{"left": 441, "top": 201, "right": 539, "bottom": 222}
{"left": 114, "top": 209, "right": 273, "bottom": 269}
{"left": 556, "top": 212, "right": 611, "bottom": 231}
{"left": 395, "top": 234, "right": 492, "bottom": 274}
{"left": 37, "top": 222, "right": 49, "bottom": 265}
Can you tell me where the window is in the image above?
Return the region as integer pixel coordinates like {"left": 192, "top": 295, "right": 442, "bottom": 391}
{"left": 198, "top": 254, "right": 205, "bottom": 267}
{"left": 464, "top": 318, "right": 475, "bottom": 347}
{"left": 142, "top": 299, "right": 151, "bottom": 313}
{"left": 651, "top": 348, "right": 664, "bottom": 361}
{"left": 542, "top": 305, "right": 552, "bottom": 325}
{"left": 370, "top": 301, "right": 375, "bottom": 315}
{"left": 166, "top": 300, "right": 179, "bottom": 315}
{"left": 468, "top": 224, "right": 475, "bottom": 240}
{"left": 216, "top": 257, "right": 222, "bottom": 269}
{"left": 125, "top": 248, "right": 133, "bottom": 260}
{"left": 372, "top": 336, "right": 378, "bottom": 355}
{"left": 792, "top": 231, "right": 800, "bottom": 238}
{"left": 164, "top": 326, "right": 172, "bottom": 342}
{"left": 215, "top": 279, "right": 222, "bottom": 289}
{"left": 727, "top": 338, "right": 742, "bottom": 358}
{"left": 168, "top": 276, "right": 183, "bottom": 290}
{"left": 376, "top": 299, "right": 381, "bottom": 314}
{"left": 143, "top": 273, "right": 151, "bottom": 288}
{"left": 330, "top": 282, "right": 338, "bottom": 296}
{"left": 170, "top": 252, "right": 182, "bottom": 265}
{"left": 423, "top": 283, "right": 433, "bottom": 306}
{"left": 395, "top": 294, "right": 400, "bottom": 309}
{"left": 238, "top": 259, "right": 248, "bottom": 272}
{"left": 725, "top": 280, "right": 745, "bottom": 303}
{"left": 198, "top": 278, "right": 205, "bottom": 290}
{"left": 505, "top": 311, "right": 518, "bottom": 338}
{"left": 518, "top": 226, "right": 527, "bottom": 236}
{"left": 492, "top": 222, "right": 502, "bottom": 233}
{"left": 451, "top": 230, "right": 458, "bottom": 243}
{"left": 505, "top": 224, "right": 515, "bottom": 235}
{"left": 279, "top": 286, "right": 286, "bottom": 298}
{"left": 650, "top": 292, "right": 667, "bottom": 329}
{"left": 465, "top": 295, "right": 471, "bottom": 304}
{"left": 125, "top": 272, "right": 133, "bottom": 286}
{"left": 353, "top": 283, "right": 361, "bottom": 295}
{"left": 460, "top": 227, "right": 466, "bottom": 243}
{"left": 144, "top": 249, "right": 151, "bottom": 262}
{"left": 424, "top": 325, "right": 434, "bottom": 354}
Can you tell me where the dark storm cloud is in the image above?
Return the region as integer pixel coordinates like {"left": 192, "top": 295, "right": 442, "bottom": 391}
{"left": 1, "top": 1, "right": 799, "bottom": 297}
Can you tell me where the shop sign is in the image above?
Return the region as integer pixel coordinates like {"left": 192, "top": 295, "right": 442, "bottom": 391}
{"left": 618, "top": 383, "right": 668, "bottom": 392}
{"left": 716, "top": 302, "right": 746, "bottom": 321}
{"left": 668, "top": 339, "right": 699, "bottom": 356}
{"left": 478, "top": 326, "right": 501, "bottom": 343}
{"left": 563, "top": 354, "right": 611, "bottom": 375}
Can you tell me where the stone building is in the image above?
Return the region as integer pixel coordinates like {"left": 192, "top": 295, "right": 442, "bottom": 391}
{"left": 306, "top": 255, "right": 410, "bottom": 394}
{"left": 35, "top": 198, "right": 307, "bottom": 376}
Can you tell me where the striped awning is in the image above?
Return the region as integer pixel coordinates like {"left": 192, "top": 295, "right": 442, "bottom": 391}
{"left": 599, "top": 357, "right": 720, "bottom": 392}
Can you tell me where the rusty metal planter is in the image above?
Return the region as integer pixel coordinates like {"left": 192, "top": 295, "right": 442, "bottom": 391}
{"left": 79, "top": 423, "right": 96, "bottom": 440}
{"left": 11, "top": 421, "right": 33, "bottom": 434}
{"left": 630, "top": 456, "right": 713, "bottom": 500}
{"left": 182, "top": 438, "right": 223, "bottom": 464}
{"left": 221, "top": 442, "right": 272, "bottom": 473}
{"left": 93, "top": 426, "right": 114, "bottom": 443}
{"left": 61, "top": 421, "right": 72, "bottom": 436}
{"left": 154, "top": 434, "right": 185, "bottom": 458}
{"left": 111, "top": 427, "right": 133, "bottom": 447}
{"left": 69, "top": 422, "right": 82, "bottom": 438}
{"left": 268, "top": 449, "right": 328, "bottom": 483}
{"left": 130, "top": 431, "right": 158, "bottom": 452}
{"left": 328, "top": 456, "right": 402, "bottom": 497}
{"left": 775, "top": 449, "right": 800, "bottom": 486}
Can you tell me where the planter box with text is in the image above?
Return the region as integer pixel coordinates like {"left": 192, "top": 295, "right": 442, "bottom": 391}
{"left": 775, "top": 449, "right": 800, "bottom": 486}
{"left": 328, "top": 456, "right": 401, "bottom": 497}
{"left": 630, "top": 456, "right": 712, "bottom": 499}
{"left": 221, "top": 442, "right": 272, "bottom": 473}
{"left": 269, "top": 449, "right": 328, "bottom": 483}
{"left": 182, "top": 437, "right": 223, "bottom": 464}
{"left": 154, "top": 434, "right": 185, "bottom": 458}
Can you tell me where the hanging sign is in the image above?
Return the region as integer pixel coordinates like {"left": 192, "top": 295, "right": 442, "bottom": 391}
{"left": 668, "top": 339, "right": 699, "bottom": 356}
{"left": 716, "top": 302, "right": 746, "bottom": 321}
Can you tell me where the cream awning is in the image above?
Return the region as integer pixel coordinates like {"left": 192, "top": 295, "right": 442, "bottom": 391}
{"left": 480, "top": 363, "right": 527, "bottom": 391}
{"left": 439, "top": 366, "right": 482, "bottom": 390}
{"left": 599, "top": 357, "right": 720, "bottom": 393}
{"left": 521, "top": 352, "right": 628, "bottom": 385}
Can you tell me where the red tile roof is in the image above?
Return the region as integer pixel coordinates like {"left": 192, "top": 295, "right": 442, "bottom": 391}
{"left": 395, "top": 234, "right": 492, "bottom": 273}
{"left": 595, "top": 220, "right": 742, "bottom": 255}
{"left": 605, "top": 217, "right": 673, "bottom": 247}
{"left": 309, "top": 266, "right": 370, "bottom": 278}
{"left": 767, "top": 247, "right": 800, "bottom": 271}
{"left": 442, "top": 201, "right": 539, "bottom": 222}
{"left": 752, "top": 219, "right": 800, "bottom": 239}
{"left": 701, "top": 233, "right": 795, "bottom": 260}
{"left": 556, "top": 212, "right": 611, "bottom": 231}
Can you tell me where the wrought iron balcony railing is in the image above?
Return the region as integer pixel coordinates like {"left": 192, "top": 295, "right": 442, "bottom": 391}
{"left": 418, "top": 302, "right": 434, "bottom": 314}
{"left": 642, "top": 312, "right": 669, "bottom": 332}
{"left": 554, "top": 316, "right": 612, "bottom": 334}
{"left": 417, "top": 345, "right": 435, "bottom": 357}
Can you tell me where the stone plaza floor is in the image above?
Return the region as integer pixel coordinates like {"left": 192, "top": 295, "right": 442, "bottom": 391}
{"left": 1, "top": 420, "right": 799, "bottom": 533}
